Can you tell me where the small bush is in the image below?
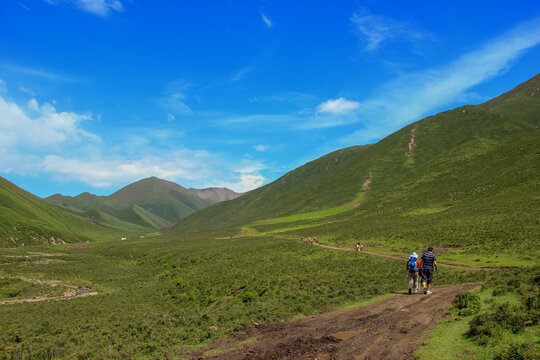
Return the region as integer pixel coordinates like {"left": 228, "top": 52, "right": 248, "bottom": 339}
{"left": 494, "top": 342, "right": 539, "bottom": 360}
{"left": 492, "top": 303, "right": 528, "bottom": 334}
{"left": 452, "top": 291, "right": 481, "bottom": 316}
{"left": 467, "top": 302, "right": 527, "bottom": 345}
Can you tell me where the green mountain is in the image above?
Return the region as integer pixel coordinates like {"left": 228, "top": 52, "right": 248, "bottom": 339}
{"left": 166, "top": 75, "right": 539, "bottom": 265}
{"left": 46, "top": 177, "right": 239, "bottom": 231}
{"left": 0, "top": 176, "right": 120, "bottom": 247}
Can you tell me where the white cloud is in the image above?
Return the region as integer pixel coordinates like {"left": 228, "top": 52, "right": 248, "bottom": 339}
{"left": 261, "top": 13, "right": 273, "bottom": 28}
{"left": 254, "top": 144, "right": 267, "bottom": 152}
{"left": 0, "top": 79, "right": 6, "bottom": 93}
{"left": 27, "top": 98, "right": 40, "bottom": 111}
{"left": 340, "top": 16, "right": 540, "bottom": 145}
{"left": 350, "top": 9, "right": 435, "bottom": 52}
{"left": 167, "top": 113, "right": 176, "bottom": 122}
{"left": 0, "top": 95, "right": 97, "bottom": 151}
{"left": 317, "top": 97, "right": 361, "bottom": 114}
{"left": 233, "top": 173, "right": 265, "bottom": 193}
{"left": 0, "top": 81, "right": 266, "bottom": 193}
{"left": 45, "top": 0, "right": 124, "bottom": 16}
{"left": 42, "top": 152, "right": 208, "bottom": 188}
{"left": 41, "top": 151, "right": 266, "bottom": 193}
{"left": 19, "top": 86, "right": 35, "bottom": 95}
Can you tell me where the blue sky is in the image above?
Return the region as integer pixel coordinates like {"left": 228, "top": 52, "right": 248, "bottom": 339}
{"left": 1, "top": 0, "right": 539, "bottom": 197}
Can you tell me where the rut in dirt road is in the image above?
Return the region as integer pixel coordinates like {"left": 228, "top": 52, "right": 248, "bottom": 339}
{"left": 193, "top": 283, "right": 479, "bottom": 360}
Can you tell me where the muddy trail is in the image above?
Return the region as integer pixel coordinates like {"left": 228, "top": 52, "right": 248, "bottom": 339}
{"left": 192, "top": 283, "right": 479, "bottom": 359}
{"left": 308, "top": 241, "right": 496, "bottom": 271}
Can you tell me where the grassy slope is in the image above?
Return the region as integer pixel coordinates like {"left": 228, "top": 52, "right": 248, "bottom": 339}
{"left": 168, "top": 75, "right": 540, "bottom": 266}
{"left": 0, "top": 177, "right": 122, "bottom": 247}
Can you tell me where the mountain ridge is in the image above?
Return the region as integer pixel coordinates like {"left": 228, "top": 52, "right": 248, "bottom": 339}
{"left": 45, "top": 177, "right": 241, "bottom": 232}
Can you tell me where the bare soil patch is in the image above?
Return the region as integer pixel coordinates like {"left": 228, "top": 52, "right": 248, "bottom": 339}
{"left": 192, "top": 283, "right": 479, "bottom": 359}
{"left": 433, "top": 244, "right": 465, "bottom": 255}
{"left": 65, "top": 243, "right": 90, "bottom": 250}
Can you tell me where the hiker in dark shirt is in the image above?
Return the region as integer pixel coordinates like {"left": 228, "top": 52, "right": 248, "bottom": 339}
{"left": 420, "top": 247, "right": 438, "bottom": 295}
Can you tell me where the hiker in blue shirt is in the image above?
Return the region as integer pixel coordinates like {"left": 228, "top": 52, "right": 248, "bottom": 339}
{"left": 420, "top": 247, "right": 439, "bottom": 295}
{"left": 406, "top": 252, "right": 420, "bottom": 295}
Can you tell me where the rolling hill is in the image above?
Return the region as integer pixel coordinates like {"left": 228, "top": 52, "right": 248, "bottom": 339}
{"left": 46, "top": 177, "right": 241, "bottom": 232}
{"left": 0, "top": 176, "right": 121, "bottom": 247}
{"left": 166, "top": 74, "right": 539, "bottom": 265}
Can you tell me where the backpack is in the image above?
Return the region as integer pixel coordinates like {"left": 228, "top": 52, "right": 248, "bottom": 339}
{"left": 408, "top": 257, "right": 418, "bottom": 272}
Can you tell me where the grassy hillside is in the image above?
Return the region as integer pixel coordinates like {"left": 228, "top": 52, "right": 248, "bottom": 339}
{"left": 0, "top": 177, "right": 122, "bottom": 247}
{"left": 167, "top": 75, "right": 540, "bottom": 265}
{"left": 47, "top": 177, "right": 217, "bottom": 231}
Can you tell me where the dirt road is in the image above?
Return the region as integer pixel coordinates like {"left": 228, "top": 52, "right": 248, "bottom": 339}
{"left": 309, "top": 241, "right": 494, "bottom": 271}
{"left": 193, "top": 283, "right": 478, "bottom": 359}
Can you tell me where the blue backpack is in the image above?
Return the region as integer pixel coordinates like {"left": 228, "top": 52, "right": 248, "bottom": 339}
{"left": 408, "top": 257, "right": 418, "bottom": 272}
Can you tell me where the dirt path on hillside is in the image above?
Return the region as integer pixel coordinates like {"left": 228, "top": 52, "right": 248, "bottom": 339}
{"left": 192, "top": 283, "right": 479, "bottom": 359}
{"left": 1, "top": 276, "right": 98, "bottom": 305}
{"left": 308, "top": 241, "right": 495, "bottom": 271}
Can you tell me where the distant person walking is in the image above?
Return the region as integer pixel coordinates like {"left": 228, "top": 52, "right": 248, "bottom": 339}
{"left": 406, "top": 252, "right": 420, "bottom": 295}
{"left": 421, "top": 247, "right": 439, "bottom": 294}
{"left": 360, "top": 244, "right": 364, "bottom": 252}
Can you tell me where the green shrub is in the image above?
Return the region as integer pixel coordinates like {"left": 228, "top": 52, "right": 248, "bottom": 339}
{"left": 452, "top": 291, "right": 481, "bottom": 316}
{"left": 494, "top": 342, "right": 539, "bottom": 360}
{"left": 467, "top": 302, "right": 528, "bottom": 345}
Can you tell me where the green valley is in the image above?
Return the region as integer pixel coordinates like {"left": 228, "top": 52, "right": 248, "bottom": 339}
{"left": 0, "top": 75, "right": 538, "bottom": 359}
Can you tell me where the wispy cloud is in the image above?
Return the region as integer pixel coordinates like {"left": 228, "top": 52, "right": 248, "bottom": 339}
{"left": 261, "top": 12, "right": 273, "bottom": 28}
{"left": 219, "top": 113, "right": 298, "bottom": 126}
{"left": 45, "top": 0, "right": 124, "bottom": 17}
{"left": 158, "top": 80, "right": 194, "bottom": 116}
{"left": 230, "top": 65, "right": 253, "bottom": 82}
{"left": 0, "top": 79, "right": 6, "bottom": 93}
{"left": 251, "top": 91, "right": 319, "bottom": 104}
{"left": 18, "top": 86, "right": 36, "bottom": 95}
{"left": 254, "top": 144, "right": 267, "bottom": 152}
{"left": 350, "top": 8, "right": 436, "bottom": 53}
{"left": 17, "top": 2, "right": 31, "bottom": 11}
{"left": 340, "top": 15, "right": 540, "bottom": 145}
{"left": 1, "top": 63, "right": 83, "bottom": 83}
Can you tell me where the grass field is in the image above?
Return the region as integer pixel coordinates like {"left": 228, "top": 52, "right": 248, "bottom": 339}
{"left": 0, "top": 233, "right": 482, "bottom": 359}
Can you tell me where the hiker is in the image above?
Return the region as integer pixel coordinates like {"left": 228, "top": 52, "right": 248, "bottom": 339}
{"left": 420, "top": 247, "right": 439, "bottom": 294}
{"left": 418, "top": 258, "right": 425, "bottom": 292}
{"left": 406, "top": 252, "right": 420, "bottom": 295}
{"left": 355, "top": 242, "right": 360, "bottom": 252}
{"left": 313, "top": 237, "right": 317, "bottom": 243}
{"left": 360, "top": 244, "right": 364, "bottom": 252}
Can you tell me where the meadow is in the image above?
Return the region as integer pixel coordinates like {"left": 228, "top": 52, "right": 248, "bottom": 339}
{"left": 0, "top": 232, "right": 481, "bottom": 359}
